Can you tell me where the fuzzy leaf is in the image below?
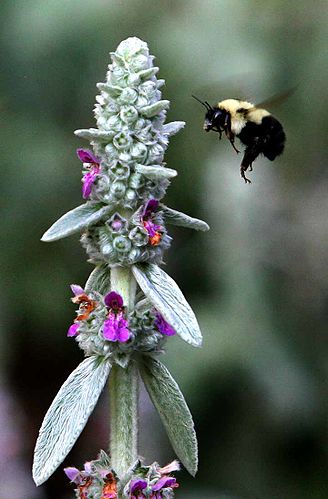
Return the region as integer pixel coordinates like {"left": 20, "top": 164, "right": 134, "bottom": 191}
{"left": 137, "top": 67, "right": 159, "bottom": 81}
{"left": 33, "top": 356, "right": 111, "bottom": 486}
{"left": 139, "top": 357, "right": 198, "bottom": 476}
{"left": 74, "top": 128, "right": 116, "bottom": 141}
{"left": 162, "top": 121, "right": 185, "bottom": 136}
{"left": 140, "top": 100, "right": 170, "bottom": 118}
{"left": 96, "top": 82, "right": 122, "bottom": 96}
{"left": 41, "top": 203, "right": 112, "bottom": 242}
{"left": 161, "top": 205, "right": 209, "bottom": 232}
{"left": 132, "top": 264, "right": 202, "bottom": 347}
{"left": 135, "top": 164, "right": 177, "bottom": 180}
{"left": 85, "top": 264, "right": 111, "bottom": 294}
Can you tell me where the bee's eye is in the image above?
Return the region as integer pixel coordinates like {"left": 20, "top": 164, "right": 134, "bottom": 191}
{"left": 214, "top": 110, "right": 223, "bottom": 121}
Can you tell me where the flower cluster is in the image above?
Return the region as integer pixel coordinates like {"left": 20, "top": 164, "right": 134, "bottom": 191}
{"left": 75, "top": 37, "right": 184, "bottom": 211}
{"left": 68, "top": 285, "right": 176, "bottom": 365}
{"left": 80, "top": 198, "right": 171, "bottom": 266}
{"left": 125, "top": 460, "right": 180, "bottom": 499}
{"left": 64, "top": 451, "right": 117, "bottom": 499}
{"left": 65, "top": 452, "right": 179, "bottom": 499}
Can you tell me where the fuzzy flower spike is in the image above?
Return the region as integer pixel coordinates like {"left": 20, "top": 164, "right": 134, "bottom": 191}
{"left": 34, "top": 37, "right": 210, "bottom": 495}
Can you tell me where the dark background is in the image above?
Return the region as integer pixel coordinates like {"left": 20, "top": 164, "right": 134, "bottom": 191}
{"left": 1, "top": 1, "right": 327, "bottom": 497}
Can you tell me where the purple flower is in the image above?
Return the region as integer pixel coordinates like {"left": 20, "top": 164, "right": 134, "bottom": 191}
{"left": 159, "top": 461, "right": 180, "bottom": 474}
{"left": 71, "top": 284, "right": 85, "bottom": 296}
{"left": 152, "top": 476, "right": 177, "bottom": 491}
{"left": 67, "top": 323, "right": 80, "bottom": 337}
{"left": 103, "top": 291, "right": 130, "bottom": 343}
{"left": 64, "top": 466, "right": 82, "bottom": 484}
{"left": 104, "top": 291, "right": 124, "bottom": 310}
{"left": 143, "top": 220, "right": 161, "bottom": 239}
{"left": 83, "top": 461, "right": 92, "bottom": 474}
{"left": 142, "top": 199, "right": 162, "bottom": 245}
{"left": 130, "top": 478, "right": 148, "bottom": 498}
{"left": 103, "top": 313, "right": 130, "bottom": 343}
{"left": 112, "top": 219, "right": 123, "bottom": 231}
{"left": 82, "top": 167, "right": 101, "bottom": 199}
{"left": 143, "top": 199, "right": 159, "bottom": 218}
{"left": 76, "top": 148, "right": 100, "bottom": 164}
{"left": 154, "top": 312, "right": 176, "bottom": 336}
{"left": 76, "top": 148, "right": 101, "bottom": 199}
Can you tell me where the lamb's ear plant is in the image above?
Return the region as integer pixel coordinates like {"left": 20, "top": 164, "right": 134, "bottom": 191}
{"left": 33, "top": 37, "right": 209, "bottom": 498}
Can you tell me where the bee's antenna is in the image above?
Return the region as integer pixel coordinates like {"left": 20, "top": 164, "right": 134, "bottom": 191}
{"left": 192, "top": 94, "right": 212, "bottom": 110}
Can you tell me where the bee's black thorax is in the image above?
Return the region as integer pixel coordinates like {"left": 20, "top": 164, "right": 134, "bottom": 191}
{"left": 237, "top": 115, "right": 286, "bottom": 161}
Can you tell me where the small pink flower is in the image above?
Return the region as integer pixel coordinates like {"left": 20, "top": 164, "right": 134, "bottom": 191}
{"left": 67, "top": 323, "right": 80, "bottom": 337}
{"left": 103, "top": 313, "right": 130, "bottom": 343}
{"left": 154, "top": 312, "right": 176, "bottom": 336}
{"left": 129, "top": 478, "right": 148, "bottom": 499}
{"left": 76, "top": 148, "right": 101, "bottom": 199}
{"left": 142, "top": 199, "right": 163, "bottom": 246}
{"left": 103, "top": 291, "right": 131, "bottom": 343}
{"left": 64, "top": 466, "right": 82, "bottom": 484}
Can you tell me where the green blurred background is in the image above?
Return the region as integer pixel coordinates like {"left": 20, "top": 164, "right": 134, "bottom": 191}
{"left": 1, "top": 1, "right": 327, "bottom": 497}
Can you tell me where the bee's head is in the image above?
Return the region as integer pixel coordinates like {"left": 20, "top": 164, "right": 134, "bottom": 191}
{"left": 204, "top": 108, "right": 227, "bottom": 132}
{"left": 192, "top": 95, "right": 227, "bottom": 132}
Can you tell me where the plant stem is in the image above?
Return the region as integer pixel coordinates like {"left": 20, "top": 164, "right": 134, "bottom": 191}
{"left": 109, "top": 266, "right": 138, "bottom": 479}
{"left": 110, "top": 266, "right": 137, "bottom": 311}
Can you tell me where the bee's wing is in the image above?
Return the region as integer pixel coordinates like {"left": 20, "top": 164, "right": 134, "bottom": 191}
{"left": 254, "top": 86, "right": 298, "bottom": 110}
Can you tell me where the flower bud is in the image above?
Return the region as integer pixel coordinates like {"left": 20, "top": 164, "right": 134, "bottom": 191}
{"left": 129, "top": 173, "right": 145, "bottom": 189}
{"left": 119, "top": 87, "right": 138, "bottom": 104}
{"left": 128, "top": 226, "right": 149, "bottom": 247}
{"left": 120, "top": 105, "right": 138, "bottom": 125}
{"left": 113, "top": 236, "right": 132, "bottom": 253}
{"left": 111, "top": 163, "right": 130, "bottom": 180}
{"left": 113, "top": 131, "right": 132, "bottom": 150}
{"left": 130, "top": 142, "right": 148, "bottom": 161}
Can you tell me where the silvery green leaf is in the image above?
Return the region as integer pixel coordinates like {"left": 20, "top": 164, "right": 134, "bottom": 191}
{"left": 41, "top": 203, "right": 112, "bottom": 242}
{"left": 135, "top": 164, "right": 177, "bottom": 180}
{"left": 137, "top": 67, "right": 159, "bottom": 81}
{"left": 139, "top": 357, "right": 198, "bottom": 476}
{"left": 132, "top": 263, "right": 202, "bottom": 347}
{"left": 96, "top": 82, "right": 122, "bottom": 96}
{"left": 74, "top": 128, "right": 116, "bottom": 141}
{"left": 140, "top": 100, "right": 170, "bottom": 118}
{"left": 162, "top": 121, "right": 185, "bottom": 136}
{"left": 110, "top": 53, "right": 125, "bottom": 66}
{"left": 135, "top": 297, "right": 152, "bottom": 313}
{"left": 33, "top": 356, "right": 111, "bottom": 486}
{"left": 161, "top": 205, "right": 209, "bottom": 232}
{"left": 84, "top": 264, "right": 110, "bottom": 294}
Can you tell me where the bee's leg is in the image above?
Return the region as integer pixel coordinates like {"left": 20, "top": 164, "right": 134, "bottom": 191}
{"left": 240, "top": 164, "right": 252, "bottom": 184}
{"left": 240, "top": 143, "right": 261, "bottom": 184}
{"left": 223, "top": 115, "right": 240, "bottom": 153}
{"left": 212, "top": 127, "right": 223, "bottom": 140}
{"left": 228, "top": 136, "right": 240, "bottom": 154}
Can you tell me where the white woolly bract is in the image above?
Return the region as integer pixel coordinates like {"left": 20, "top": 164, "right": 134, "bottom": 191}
{"left": 132, "top": 263, "right": 203, "bottom": 347}
{"left": 32, "top": 356, "right": 111, "bottom": 486}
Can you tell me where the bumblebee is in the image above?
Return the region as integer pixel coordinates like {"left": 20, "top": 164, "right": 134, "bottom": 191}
{"left": 193, "top": 95, "right": 286, "bottom": 183}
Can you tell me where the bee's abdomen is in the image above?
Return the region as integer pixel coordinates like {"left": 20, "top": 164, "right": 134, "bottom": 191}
{"left": 237, "top": 116, "right": 286, "bottom": 161}
{"left": 261, "top": 116, "right": 286, "bottom": 160}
